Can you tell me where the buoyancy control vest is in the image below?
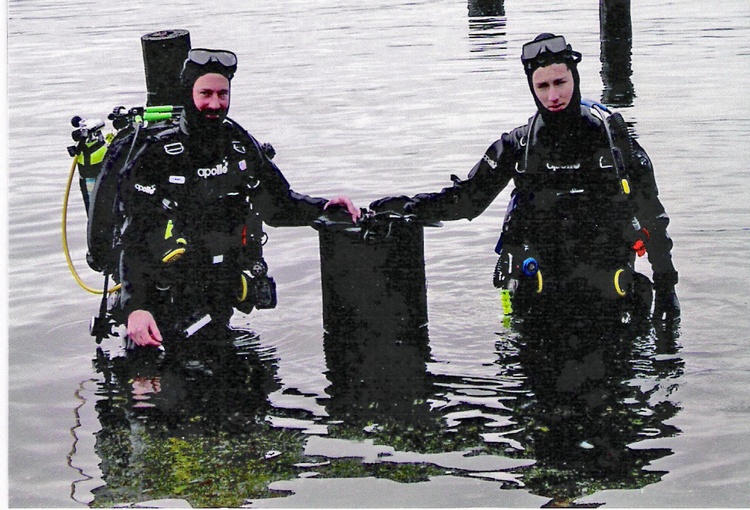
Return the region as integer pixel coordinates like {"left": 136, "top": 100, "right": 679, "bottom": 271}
{"left": 87, "top": 116, "right": 276, "bottom": 320}
{"left": 493, "top": 102, "right": 646, "bottom": 298}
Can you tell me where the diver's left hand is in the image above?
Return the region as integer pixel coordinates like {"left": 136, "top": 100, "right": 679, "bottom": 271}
{"left": 324, "top": 196, "right": 361, "bottom": 223}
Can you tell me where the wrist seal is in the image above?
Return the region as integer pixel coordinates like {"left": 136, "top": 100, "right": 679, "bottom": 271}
{"left": 653, "top": 271, "right": 678, "bottom": 288}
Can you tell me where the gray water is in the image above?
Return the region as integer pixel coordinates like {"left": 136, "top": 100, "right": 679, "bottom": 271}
{"left": 7, "top": 0, "right": 750, "bottom": 507}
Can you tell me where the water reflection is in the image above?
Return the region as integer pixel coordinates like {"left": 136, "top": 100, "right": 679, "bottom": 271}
{"left": 599, "top": 0, "right": 635, "bottom": 106}
{"left": 84, "top": 328, "right": 308, "bottom": 507}
{"left": 495, "top": 318, "right": 683, "bottom": 504}
{"left": 315, "top": 303, "right": 684, "bottom": 505}
{"left": 467, "top": 8, "right": 508, "bottom": 64}
{"left": 318, "top": 217, "right": 450, "bottom": 458}
{"left": 323, "top": 322, "right": 433, "bottom": 426}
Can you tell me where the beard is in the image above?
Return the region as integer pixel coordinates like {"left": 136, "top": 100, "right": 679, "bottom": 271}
{"left": 194, "top": 107, "right": 228, "bottom": 133}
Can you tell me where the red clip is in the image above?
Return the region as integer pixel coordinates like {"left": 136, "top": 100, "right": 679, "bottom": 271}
{"left": 632, "top": 239, "right": 646, "bottom": 257}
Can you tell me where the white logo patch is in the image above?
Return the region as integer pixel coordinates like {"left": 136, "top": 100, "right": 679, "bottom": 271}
{"left": 482, "top": 154, "right": 498, "bottom": 169}
{"left": 135, "top": 183, "right": 156, "bottom": 195}
{"left": 545, "top": 162, "right": 581, "bottom": 172}
{"left": 169, "top": 175, "right": 186, "bottom": 184}
{"left": 197, "top": 161, "right": 229, "bottom": 178}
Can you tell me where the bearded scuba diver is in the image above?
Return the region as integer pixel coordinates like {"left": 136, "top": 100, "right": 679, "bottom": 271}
{"left": 369, "top": 33, "right": 680, "bottom": 322}
{"left": 76, "top": 44, "right": 359, "bottom": 346}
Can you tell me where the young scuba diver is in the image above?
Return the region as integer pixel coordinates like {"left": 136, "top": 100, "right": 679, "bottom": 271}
{"left": 87, "top": 48, "right": 359, "bottom": 347}
{"left": 370, "top": 33, "right": 680, "bottom": 321}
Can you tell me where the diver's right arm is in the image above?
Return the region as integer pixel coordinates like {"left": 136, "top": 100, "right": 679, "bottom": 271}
{"left": 369, "top": 130, "right": 521, "bottom": 221}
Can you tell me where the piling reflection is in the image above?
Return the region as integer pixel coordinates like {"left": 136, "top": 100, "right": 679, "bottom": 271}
{"left": 323, "top": 322, "right": 433, "bottom": 427}
{"left": 85, "top": 328, "right": 309, "bottom": 507}
{"left": 497, "top": 318, "right": 683, "bottom": 504}
{"left": 467, "top": 2, "right": 508, "bottom": 65}
{"left": 599, "top": 0, "right": 635, "bottom": 106}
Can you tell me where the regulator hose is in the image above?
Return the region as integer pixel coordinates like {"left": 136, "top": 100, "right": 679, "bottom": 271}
{"left": 62, "top": 157, "right": 120, "bottom": 295}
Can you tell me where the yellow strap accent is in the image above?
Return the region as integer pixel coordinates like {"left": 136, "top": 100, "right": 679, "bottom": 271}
{"left": 162, "top": 247, "right": 186, "bottom": 264}
{"left": 75, "top": 141, "right": 108, "bottom": 166}
{"left": 238, "top": 274, "right": 248, "bottom": 302}
{"left": 536, "top": 270, "right": 543, "bottom": 294}
{"left": 621, "top": 178, "right": 630, "bottom": 195}
{"left": 164, "top": 219, "right": 174, "bottom": 239}
{"left": 614, "top": 269, "right": 627, "bottom": 297}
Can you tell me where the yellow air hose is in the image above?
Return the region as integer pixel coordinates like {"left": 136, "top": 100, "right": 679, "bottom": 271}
{"left": 62, "top": 157, "right": 120, "bottom": 294}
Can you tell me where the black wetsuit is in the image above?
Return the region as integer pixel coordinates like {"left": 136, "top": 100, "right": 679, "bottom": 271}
{"left": 380, "top": 104, "right": 677, "bottom": 303}
{"left": 91, "top": 117, "right": 327, "bottom": 336}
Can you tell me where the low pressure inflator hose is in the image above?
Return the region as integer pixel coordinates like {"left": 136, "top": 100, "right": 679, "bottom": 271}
{"left": 62, "top": 157, "right": 121, "bottom": 295}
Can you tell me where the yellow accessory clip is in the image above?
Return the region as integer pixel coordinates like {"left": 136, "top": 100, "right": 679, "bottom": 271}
{"left": 238, "top": 273, "right": 249, "bottom": 302}
{"left": 621, "top": 178, "right": 631, "bottom": 195}
{"left": 535, "top": 271, "right": 543, "bottom": 294}
{"left": 162, "top": 245, "right": 186, "bottom": 264}
{"left": 164, "top": 219, "right": 175, "bottom": 239}
{"left": 613, "top": 269, "right": 627, "bottom": 297}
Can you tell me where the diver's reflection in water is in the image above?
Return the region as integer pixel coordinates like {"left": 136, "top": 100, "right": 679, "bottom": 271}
{"left": 89, "top": 326, "right": 284, "bottom": 506}
{"left": 96, "top": 327, "right": 279, "bottom": 434}
{"left": 498, "top": 317, "right": 683, "bottom": 504}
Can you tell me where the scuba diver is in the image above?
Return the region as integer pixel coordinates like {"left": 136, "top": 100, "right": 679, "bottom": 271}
{"left": 370, "top": 33, "right": 680, "bottom": 321}
{"left": 86, "top": 48, "right": 359, "bottom": 348}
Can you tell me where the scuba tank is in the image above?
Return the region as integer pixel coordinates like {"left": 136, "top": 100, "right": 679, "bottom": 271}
{"left": 67, "top": 116, "right": 108, "bottom": 214}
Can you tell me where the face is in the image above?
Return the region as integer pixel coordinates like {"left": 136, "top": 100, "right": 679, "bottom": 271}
{"left": 531, "top": 63, "right": 575, "bottom": 113}
{"left": 192, "top": 73, "right": 230, "bottom": 119}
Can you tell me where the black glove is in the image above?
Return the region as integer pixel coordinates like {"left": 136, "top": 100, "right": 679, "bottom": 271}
{"left": 369, "top": 195, "right": 415, "bottom": 214}
{"left": 652, "top": 272, "right": 680, "bottom": 321}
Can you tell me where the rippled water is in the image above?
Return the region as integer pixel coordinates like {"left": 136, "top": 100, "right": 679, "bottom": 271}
{"left": 8, "top": 0, "right": 750, "bottom": 507}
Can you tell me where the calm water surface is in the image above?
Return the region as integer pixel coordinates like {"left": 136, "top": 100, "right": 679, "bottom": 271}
{"left": 8, "top": 0, "right": 750, "bottom": 507}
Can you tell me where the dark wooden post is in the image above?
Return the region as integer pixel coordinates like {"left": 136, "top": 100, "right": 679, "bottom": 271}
{"left": 468, "top": 0, "right": 505, "bottom": 17}
{"left": 599, "top": 0, "right": 634, "bottom": 106}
